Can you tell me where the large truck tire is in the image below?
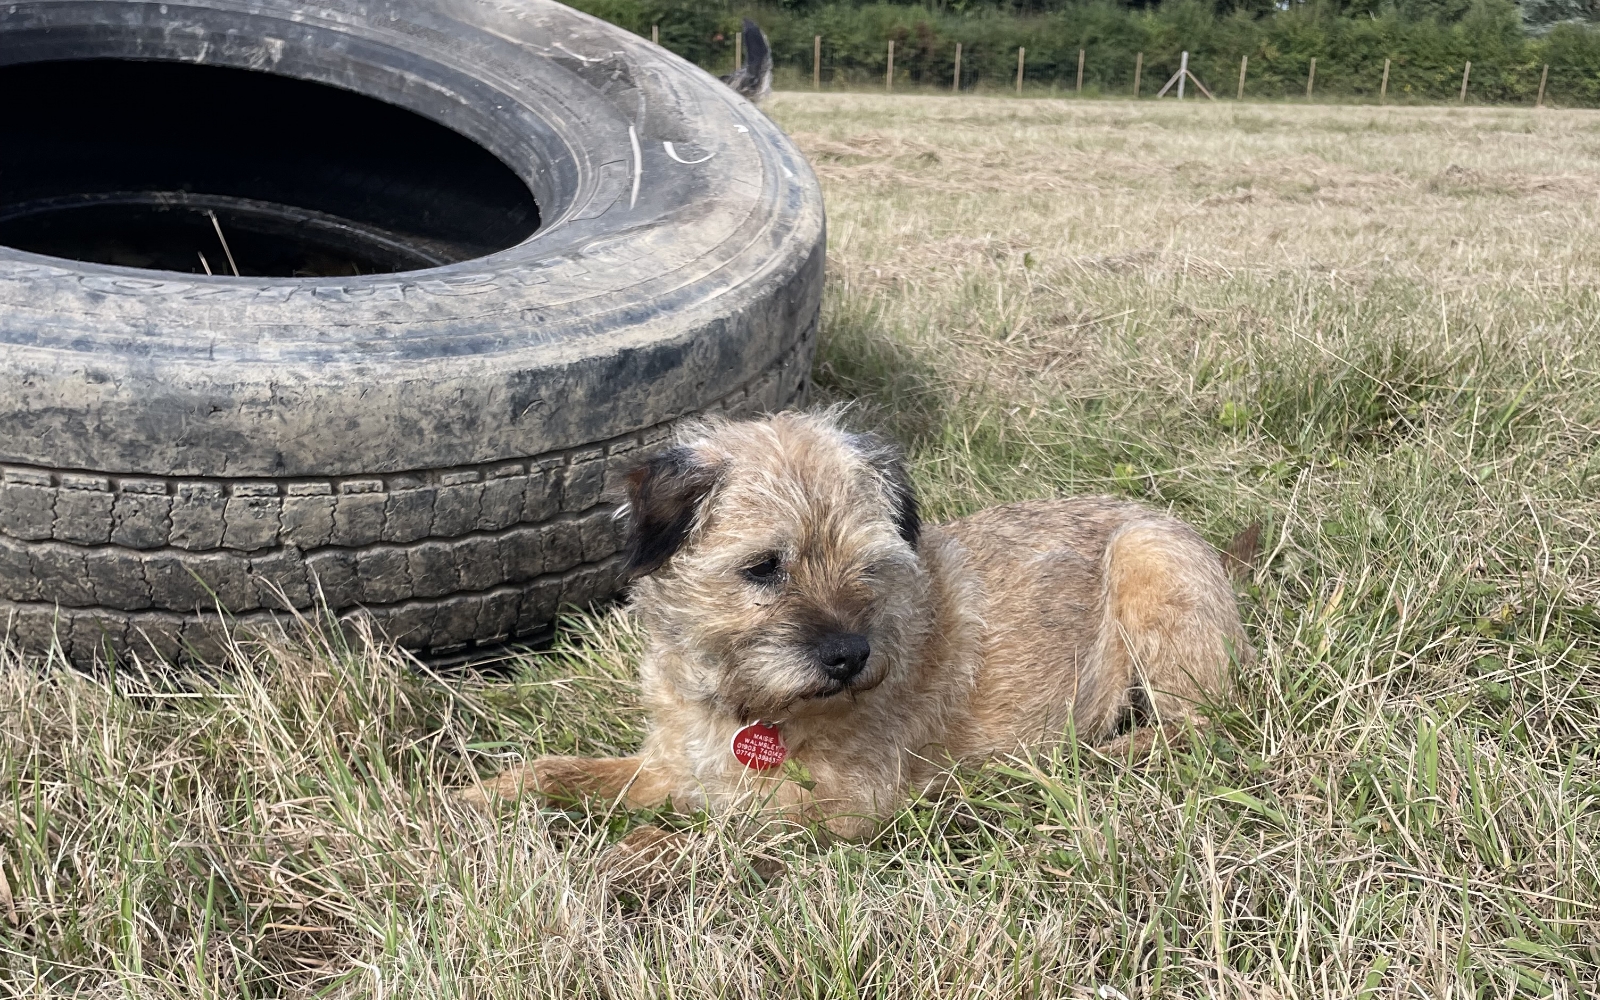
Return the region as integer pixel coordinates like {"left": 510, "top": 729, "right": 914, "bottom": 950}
{"left": 0, "top": 0, "right": 824, "bottom": 666}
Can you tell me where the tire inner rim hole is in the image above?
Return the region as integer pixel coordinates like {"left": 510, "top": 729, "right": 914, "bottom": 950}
{"left": 0, "top": 60, "right": 541, "bottom": 278}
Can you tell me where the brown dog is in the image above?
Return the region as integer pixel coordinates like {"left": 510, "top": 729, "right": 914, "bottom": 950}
{"left": 463, "top": 411, "right": 1249, "bottom": 839}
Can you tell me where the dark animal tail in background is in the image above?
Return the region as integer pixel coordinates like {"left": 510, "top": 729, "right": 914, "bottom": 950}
{"left": 720, "top": 18, "right": 772, "bottom": 104}
{"left": 1221, "top": 522, "right": 1264, "bottom": 583}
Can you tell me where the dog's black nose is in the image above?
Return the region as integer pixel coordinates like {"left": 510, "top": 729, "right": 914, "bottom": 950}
{"left": 814, "top": 632, "right": 871, "bottom": 681}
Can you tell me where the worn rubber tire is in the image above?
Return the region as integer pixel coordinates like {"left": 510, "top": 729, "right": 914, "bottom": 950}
{"left": 0, "top": 0, "right": 823, "bottom": 666}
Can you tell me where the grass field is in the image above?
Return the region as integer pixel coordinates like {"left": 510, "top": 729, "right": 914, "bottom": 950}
{"left": 4, "top": 95, "right": 1599, "bottom": 997}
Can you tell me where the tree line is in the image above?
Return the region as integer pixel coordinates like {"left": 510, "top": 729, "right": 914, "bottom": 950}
{"left": 569, "top": 0, "right": 1600, "bottom": 104}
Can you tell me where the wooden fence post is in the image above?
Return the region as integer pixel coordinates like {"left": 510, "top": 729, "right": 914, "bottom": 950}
{"left": 886, "top": 39, "right": 894, "bottom": 92}
{"left": 813, "top": 35, "right": 821, "bottom": 91}
{"left": 953, "top": 42, "right": 962, "bottom": 93}
{"left": 651, "top": 23, "right": 658, "bottom": 45}
{"left": 1237, "top": 55, "right": 1247, "bottom": 99}
{"left": 1536, "top": 63, "right": 1549, "bottom": 108}
{"left": 1178, "top": 50, "right": 1187, "bottom": 100}
{"left": 1133, "top": 51, "right": 1143, "bottom": 97}
{"left": 1077, "top": 49, "right": 1085, "bottom": 93}
{"left": 1016, "top": 47, "right": 1026, "bottom": 95}
{"left": 1460, "top": 61, "right": 1471, "bottom": 103}
{"left": 1306, "top": 57, "right": 1316, "bottom": 99}
{"left": 1380, "top": 58, "right": 1390, "bottom": 104}
{"left": 735, "top": 29, "right": 741, "bottom": 75}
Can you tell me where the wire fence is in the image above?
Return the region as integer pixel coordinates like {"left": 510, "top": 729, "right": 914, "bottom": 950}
{"left": 753, "top": 39, "right": 1572, "bottom": 106}
{"left": 634, "top": 19, "right": 1600, "bottom": 107}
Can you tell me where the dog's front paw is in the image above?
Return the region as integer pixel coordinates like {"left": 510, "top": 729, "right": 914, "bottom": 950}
{"left": 458, "top": 755, "right": 659, "bottom": 810}
{"left": 454, "top": 763, "right": 534, "bottom": 810}
{"left": 1103, "top": 720, "right": 1200, "bottom": 760}
{"left": 597, "top": 825, "right": 696, "bottom": 885}
{"left": 456, "top": 755, "right": 594, "bottom": 809}
{"left": 597, "top": 825, "right": 788, "bottom": 897}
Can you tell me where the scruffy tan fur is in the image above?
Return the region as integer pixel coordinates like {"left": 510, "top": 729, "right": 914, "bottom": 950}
{"left": 462, "top": 411, "right": 1249, "bottom": 839}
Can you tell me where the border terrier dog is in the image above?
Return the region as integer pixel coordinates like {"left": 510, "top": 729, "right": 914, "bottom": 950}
{"left": 463, "top": 411, "right": 1249, "bottom": 839}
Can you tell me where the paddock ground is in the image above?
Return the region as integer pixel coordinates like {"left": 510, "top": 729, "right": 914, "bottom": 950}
{"left": 2, "top": 93, "right": 1596, "bottom": 997}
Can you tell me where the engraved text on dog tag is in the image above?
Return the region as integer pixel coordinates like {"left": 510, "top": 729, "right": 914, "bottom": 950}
{"left": 731, "top": 721, "right": 787, "bottom": 769}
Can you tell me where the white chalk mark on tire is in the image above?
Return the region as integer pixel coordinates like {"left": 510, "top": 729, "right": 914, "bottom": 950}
{"left": 628, "top": 125, "right": 642, "bottom": 209}
{"left": 663, "top": 141, "right": 714, "bottom": 165}
{"left": 551, "top": 42, "right": 601, "bottom": 63}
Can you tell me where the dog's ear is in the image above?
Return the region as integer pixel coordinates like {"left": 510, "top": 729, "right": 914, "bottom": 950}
{"left": 622, "top": 446, "right": 722, "bottom": 578}
{"left": 883, "top": 457, "right": 921, "bottom": 549}
{"left": 849, "top": 431, "right": 920, "bottom": 550}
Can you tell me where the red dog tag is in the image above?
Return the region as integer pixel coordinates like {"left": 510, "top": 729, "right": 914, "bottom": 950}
{"left": 731, "top": 721, "right": 788, "bottom": 770}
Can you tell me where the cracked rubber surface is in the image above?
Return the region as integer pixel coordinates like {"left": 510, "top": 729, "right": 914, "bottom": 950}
{"left": 0, "top": 0, "right": 824, "bottom": 666}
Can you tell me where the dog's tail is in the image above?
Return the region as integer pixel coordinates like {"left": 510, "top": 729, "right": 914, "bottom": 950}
{"left": 720, "top": 18, "right": 772, "bottom": 104}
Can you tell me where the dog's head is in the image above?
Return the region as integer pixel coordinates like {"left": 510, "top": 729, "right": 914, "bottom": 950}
{"left": 621, "top": 411, "right": 927, "bottom": 721}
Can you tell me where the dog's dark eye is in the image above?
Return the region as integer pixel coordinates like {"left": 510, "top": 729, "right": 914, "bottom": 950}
{"left": 742, "top": 555, "right": 782, "bottom": 584}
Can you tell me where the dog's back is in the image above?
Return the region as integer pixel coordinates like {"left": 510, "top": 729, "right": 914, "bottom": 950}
{"left": 938, "top": 497, "right": 1243, "bottom": 754}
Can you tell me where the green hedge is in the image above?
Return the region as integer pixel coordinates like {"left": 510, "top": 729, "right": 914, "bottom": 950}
{"left": 566, "top": 0, "right": 1600, "bottom": 104}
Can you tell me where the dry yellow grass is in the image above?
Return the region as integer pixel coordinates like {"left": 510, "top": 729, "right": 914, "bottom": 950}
{"left": 2, "top": 94, "right": 1597, "bottom": 997}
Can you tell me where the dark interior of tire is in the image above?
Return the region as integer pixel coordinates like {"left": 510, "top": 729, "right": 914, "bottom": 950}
{"left": 0, "top": 59, "right": 541, "bottom": 277}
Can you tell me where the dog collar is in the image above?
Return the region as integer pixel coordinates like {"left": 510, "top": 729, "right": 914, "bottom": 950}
{"left": 731, "top": 720, "right": 788, "bottom": 769}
